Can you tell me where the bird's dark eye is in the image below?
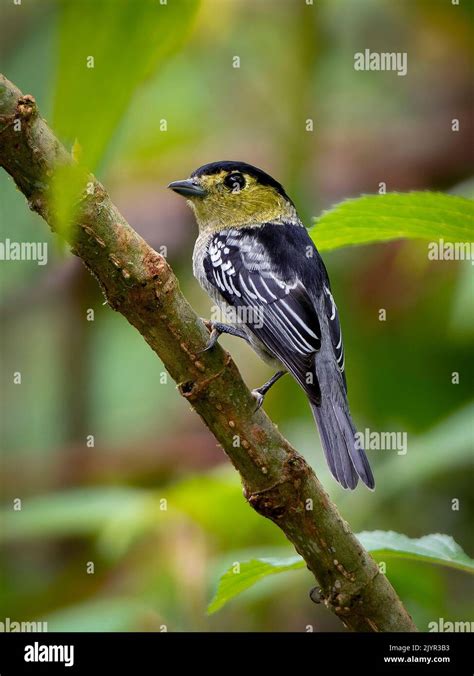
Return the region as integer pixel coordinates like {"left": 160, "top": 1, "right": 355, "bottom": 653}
{"left": 223, "top": 172, "right": 246, "bottom": 193}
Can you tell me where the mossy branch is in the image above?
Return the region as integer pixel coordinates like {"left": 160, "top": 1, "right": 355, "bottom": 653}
{"left": 0, "top": 74, "right": 417, "bottom": 632}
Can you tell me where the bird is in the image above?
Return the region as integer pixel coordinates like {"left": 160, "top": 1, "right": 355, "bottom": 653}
{"left": 168, "top": 161, "right": 374, "bottom": 490}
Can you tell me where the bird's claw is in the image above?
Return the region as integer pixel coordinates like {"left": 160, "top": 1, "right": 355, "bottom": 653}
{"left": 251, "top": 389, "right": 265, "bottom": 412}
{"left": 197, "top": 343, "right": 213, "bottom": 354}
{"left": 200, "top": 317, "right": 213, "bottom": 332}
{"left": 197, "top": 323, "right": 219, "bottom": 354}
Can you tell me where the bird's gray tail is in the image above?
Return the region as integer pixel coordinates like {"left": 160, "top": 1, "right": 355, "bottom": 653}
{"left": 310, "top": 397, "right": 375, "bottom": 490}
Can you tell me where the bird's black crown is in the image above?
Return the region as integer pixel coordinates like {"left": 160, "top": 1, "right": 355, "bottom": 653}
{"left": 191, "top": 161, "right": 291, "bottom": 202}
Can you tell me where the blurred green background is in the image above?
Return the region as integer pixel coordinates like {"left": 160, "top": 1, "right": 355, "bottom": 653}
{"left": 0, "top": 0, "right": 473, "bottom": 631}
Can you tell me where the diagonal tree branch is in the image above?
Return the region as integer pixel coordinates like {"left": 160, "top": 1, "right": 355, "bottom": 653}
{"left": 0, "top": 74, "right": 417, "bottom": 632}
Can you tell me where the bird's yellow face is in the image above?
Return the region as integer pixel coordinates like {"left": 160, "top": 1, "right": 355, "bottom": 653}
{"left": 169, "top": 163, "right": 296, "bottom": 233}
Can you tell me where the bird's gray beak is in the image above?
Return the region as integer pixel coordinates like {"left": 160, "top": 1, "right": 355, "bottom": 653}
{"left": 168, "top": 179, "right": 206, "bottom": 198}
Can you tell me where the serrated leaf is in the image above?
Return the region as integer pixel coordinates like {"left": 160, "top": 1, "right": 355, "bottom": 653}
{"left": 208, "top": 532, "right": 474, "bottom": 614}
{"left": 310, "top": 192, "right": 474, "bottom": 251}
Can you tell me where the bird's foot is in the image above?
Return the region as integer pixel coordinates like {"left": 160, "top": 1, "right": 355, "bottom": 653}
{"left": 197, "top": 321, "right": 221, "bottom": 353}
{"left": 197, "top": 320, "right": 250, "bottom": 353}
{"left": 200, "top": 317, "right": 213, "bottom": 332}
{"left": 251, "top": 370, "right": 286, "bottom": 411}
{"left": 251, "top": 388, "right": 265, "bottom": 412}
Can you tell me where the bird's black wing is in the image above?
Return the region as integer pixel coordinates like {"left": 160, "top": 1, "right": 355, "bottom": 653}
{"left": 203, "top": 227, "right": 322, "bottom": 403}
{"left": 322, "top": 282, "right": 347, "bottom": 391}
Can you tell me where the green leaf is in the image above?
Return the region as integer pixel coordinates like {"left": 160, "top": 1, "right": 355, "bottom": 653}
{"left": 357, "top": 531, "right": 474, "bottom": 573}
{"left": 310, "top": 192, "right": 474, "bottom": 251}
{"left": 207, "top": 556, "right": 305, "bottom": 615}
{"left": 208, "top": 532, "right": 474, "bottom": 614}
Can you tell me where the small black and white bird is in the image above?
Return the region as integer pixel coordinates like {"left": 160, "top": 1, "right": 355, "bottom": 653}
{"left": 169, "top": 161, "right": 374, "bottom": 490}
